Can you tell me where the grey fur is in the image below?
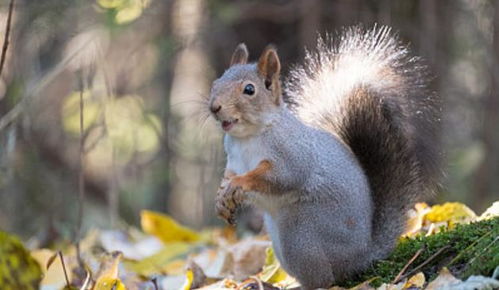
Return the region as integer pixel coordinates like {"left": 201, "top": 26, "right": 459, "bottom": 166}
{"left": 210, "top": 26, "right": 440, "bottom": 289}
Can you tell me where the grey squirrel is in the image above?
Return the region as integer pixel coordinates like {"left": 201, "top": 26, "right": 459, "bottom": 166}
{"left": 208, "top": 26, "right": 440, "bottom": 289}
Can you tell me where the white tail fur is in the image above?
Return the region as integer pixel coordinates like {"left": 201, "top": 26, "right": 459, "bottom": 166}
{"left": 285, "top": 26, "right": 421, "bottom": 129}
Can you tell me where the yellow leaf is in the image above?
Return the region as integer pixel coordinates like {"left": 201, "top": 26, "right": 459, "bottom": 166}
{"left": 259, "top": 247, "right": 299, "bottom": 288}
{"left": 141, "top": 210, "right": 200, "bottom": 243}
{"left": 425, "top": 202, "right": 476, "bottom": 226}
{"left": 404, "top": 272, "right": 425, "bottom": 288}
{"left": 94, "top": 251, "right": 126, "bottom": 290}
{"left": 182, "top": 268, "right": 194, "bottom": 290}
{"left": 0, "top": 231, "right": 42, "bottom": 290}
{"left": 124, "top": 242, "right": 190, "bottom": 277}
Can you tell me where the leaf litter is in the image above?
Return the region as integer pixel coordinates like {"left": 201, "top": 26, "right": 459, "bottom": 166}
{"left": 0, "top": 201, "right": 498, "bottom": 289}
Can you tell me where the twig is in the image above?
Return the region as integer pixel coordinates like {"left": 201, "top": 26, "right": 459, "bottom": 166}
{"left": 79, "top": 268, "right": 91, "bottom": 290}
{"left": 0, "top": 29, "right": 96, "bottom": 132}
{"left": 76, "top": 75, "right": 86, "bottom": 267}
{"left": 467, "top": 235, "right": 499, "bottom": 266}
{"left": 399, "top": 245, "right": 451, "bottom": 281}
{"left": 151, "top": 277, "right": 158, "bottom": 290}
{"left": 0, "top": 0, "right": 15, "bottom": 78}
{"left": 58, "top": 251, "right": 71, "bottom": 288}
{"left": 392, "top": 246, "right": 425, "bottom": 284}
{"left": 447, "top": 230, "right": 493, "bottom": 266}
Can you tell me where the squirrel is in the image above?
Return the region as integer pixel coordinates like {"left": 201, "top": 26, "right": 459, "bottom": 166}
{"left": 208, "top": 26, "right": 440, "bottom": 289}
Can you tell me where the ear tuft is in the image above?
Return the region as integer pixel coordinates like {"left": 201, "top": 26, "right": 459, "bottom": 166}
{"left": 257, "top": 45, "right": 281, "bottom": 88}
{"left": 230, "top": 43, "right": 249, "bottom": 66}
{"left": 258, "top": 45, "right": 282, "bottom": 105}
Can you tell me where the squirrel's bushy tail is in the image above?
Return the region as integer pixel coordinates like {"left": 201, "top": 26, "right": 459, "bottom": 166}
{"left": 285, "top": 26, "right": 441, "bottom": 260}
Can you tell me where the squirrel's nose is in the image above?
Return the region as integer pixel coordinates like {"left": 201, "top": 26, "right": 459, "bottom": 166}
{"left": 210, "top": 104, "right": 222, "bottom": 114}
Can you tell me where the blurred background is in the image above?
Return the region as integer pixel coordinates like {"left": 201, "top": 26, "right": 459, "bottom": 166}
{"left": 0, "top": 0, "right": 498, "bottom": 241}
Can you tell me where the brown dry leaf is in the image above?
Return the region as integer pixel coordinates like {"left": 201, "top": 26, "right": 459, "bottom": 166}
{"left": 192, "top": 248, "right": 233, "bottom": 278}
{"left": 404, "top": 203, "right": 430, "bottom": 237}
{"left": 425, "top": 267, "right": 461, "bottom": 290}
{"left": 229, "top": 238, "right": 271, "bottom": 280}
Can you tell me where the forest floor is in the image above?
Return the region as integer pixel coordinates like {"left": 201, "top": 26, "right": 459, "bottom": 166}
{"left": 0, "top": 201, "right": 498, "bottom": 290}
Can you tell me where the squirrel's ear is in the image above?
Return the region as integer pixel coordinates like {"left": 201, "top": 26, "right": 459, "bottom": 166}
{"left": 257, "top": 45, "right": 282, "bottom": 104}
{"left": 230, "top": 43, "right": 249, "bottom": 66}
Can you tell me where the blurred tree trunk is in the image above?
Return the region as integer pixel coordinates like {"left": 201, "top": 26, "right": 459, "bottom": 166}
{"left": 168, "top": 0, "right": 219, "bottom": 227}
{"left": 472, "top": 1, "right": 499, "bottom": 211}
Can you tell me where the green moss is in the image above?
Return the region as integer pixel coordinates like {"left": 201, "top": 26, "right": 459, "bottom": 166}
{"left": 341, "top": 217, "right": 499, "bottom": 288}
{"left": 0, "top": 231, "right": 43, "bottom": 290}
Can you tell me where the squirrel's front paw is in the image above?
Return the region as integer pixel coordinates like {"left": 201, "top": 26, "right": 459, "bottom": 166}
{"left": 215, "top": 177, "right": 245, "bottom": 225}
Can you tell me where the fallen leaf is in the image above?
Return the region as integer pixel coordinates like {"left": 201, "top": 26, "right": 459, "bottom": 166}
{"left": 404, "top": 272, "right": 425, "bottom": 289}
{"left": 229, "top": 238, "right": 271, "bottom": 280}
{"left": 425, "top": 267, "right": 461, "bottom": 290}
{"left": 94, "top": 251, "right": 126, "bottom": 290}
{"left": 31, "top": 249, "right": 71, "bottom": 289}
{"left": 124, "top": 242, "right": 191, "bottom": 277}
{"left": 141, "top": 210, "right": 200, "bottom": 243}
{"left": 259, "top": 247, "right": 299, "bottom": 288}
{"left": 159, "top": 275, "right": 188, "bottom": 290}
{"left": 479, "top": 201, "right": 499, "bottom": 220}
{"left": 182, "top": 268, "right": 195, "bottom": 290}
{"left": 100, "top": 230, "right": 163, "bottom": 260}
{"left": 457, "top": 274, "right": 499, "bottom": 289}
{"left": 192, "top": 248, "right": 233, "bottom": 278}
{"left": 404, "top": 203, "right": 430, "bottom": 237}
{"left": 376, "top": 282, "right": 405, "bottom": 290}
{"left": 425, "top": 202, "right": 476, "bottom": 227}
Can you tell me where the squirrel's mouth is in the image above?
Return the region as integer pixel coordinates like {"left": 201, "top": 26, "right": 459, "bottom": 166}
{"left": 221, "top": 119, "right": 238, "bottom": 131}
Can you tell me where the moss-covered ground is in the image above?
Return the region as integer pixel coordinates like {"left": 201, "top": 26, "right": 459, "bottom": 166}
{"left": 341, "top": 217, "right": 499, "bottom": 288}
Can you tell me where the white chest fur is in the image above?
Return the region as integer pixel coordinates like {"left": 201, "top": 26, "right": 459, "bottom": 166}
{"left": 224, "top": 135, "right": 266, "bottom": 175}
{"left": 224, "top": 134, "right": 289, "bottom": 214}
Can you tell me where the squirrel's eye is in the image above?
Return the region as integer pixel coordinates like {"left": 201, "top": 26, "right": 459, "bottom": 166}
{"left": 243, "top": 84, "right": 255, "bottom": 96}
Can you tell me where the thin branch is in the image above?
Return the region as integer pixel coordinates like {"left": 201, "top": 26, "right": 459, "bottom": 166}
{"left": 0, "top": 30, "right": 96, "bottom": 132}
{"left": 58, "top": 251, "right": 71, "bottom": 288}
{"left": 447, "top": 230, "right": 493, "bottom": 266}
{"left": 392, "top": 246, "right": 425, "bottom": 284}
{"left": 76, "top": 76, "right": 86, "bottom": 268}
{"left": 399, "top": 245, "right": 450, "bottom": 281}
{"left": 0, "top": 0, "right": 15, "bottom": 78}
